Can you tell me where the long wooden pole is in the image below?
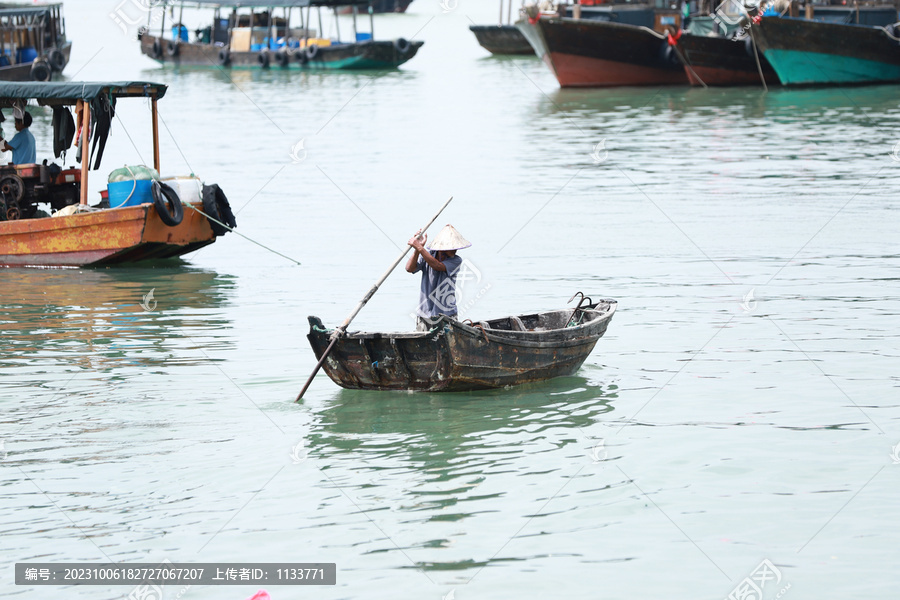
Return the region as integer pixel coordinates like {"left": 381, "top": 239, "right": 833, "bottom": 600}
{"left": 151, "top": 97, "right": 160, "bottom": 172}
{"left": 79, "top": 101, "right": 91, "bottom": 205}
{"left": 295, "top": 196, "right": 453, "bottom": 401}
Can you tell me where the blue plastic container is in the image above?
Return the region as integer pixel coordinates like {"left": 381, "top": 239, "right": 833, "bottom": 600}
{"left": 250, "top": 43, "right": 263, "bottom": 52}
{"left": 16, "top": 47, "right": 37, "bottom": 64}
{"left": 171, "top": 25, "right": 188, "bottom": 42}
{"left": 108, "top": 180, "right": 153, "bottom": 208}
{"left": 356, "top": 32, "right": 372, "bottom": 42}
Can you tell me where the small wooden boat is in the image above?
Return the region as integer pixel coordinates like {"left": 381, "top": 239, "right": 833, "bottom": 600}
{"left": 138, "top": 0, "right": 423, "bottom": 71}
{"left": 307, "top": 297, "right": 617, "bottom": 392}
{"left": 0, "top": 3, "right": 71, "bottom": 82}
{"left": 0, "top": 81, "right": 234, "bottom": 267}
{"left": 516, "top": 6, "right": 689, "bottom": 87}
{"left": 470, "top": 1, "right": 534, "bottom": 55}
{"left": 674, "top": 17, "right": 779, "bottom": 86}
{"left": 752, "top": 12, "right": 900, "bottom": 86}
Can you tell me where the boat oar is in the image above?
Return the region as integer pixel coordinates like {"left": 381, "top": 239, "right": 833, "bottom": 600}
{"left": 295, "top": 196, "right": 453, "bottom": 401}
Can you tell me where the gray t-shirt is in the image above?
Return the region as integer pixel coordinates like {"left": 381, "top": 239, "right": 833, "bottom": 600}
{"left": 414, "top": 254, "right": 463, "bottom": 318}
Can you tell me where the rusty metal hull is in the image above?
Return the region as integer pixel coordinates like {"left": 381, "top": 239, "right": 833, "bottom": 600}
{"left": 0, "top": 202, "right": 215, "bottom": 267}
{"left": 307, "top": 301, "right": 617, "bottom": 392}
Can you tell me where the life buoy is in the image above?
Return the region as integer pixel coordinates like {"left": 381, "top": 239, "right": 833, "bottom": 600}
{"left": 48, "top": 48, "right": 66, "bottom": 71}
{"left": 305, "top": 44, "right": 319, "bottom": 60}
{"left": 275, "top": 50, "right": 290, "bottom": 68}
{"left": 217, "top": 46, "right": 231, "bottom": 66}
{"left": 166, "top": 40, "right": 180, "bottom": 57}
{"left": 151, "top": 181, "right": 184, "bottom": 227}
{"left": 394, "top": 37, "right": 411, "bottom": 54}
{"left": 30, "top": 60, "right": 52, "bottom": 82}
{"left": 201, "top": 184, "right": 236, "bottom": 236}
{"left": 257, "top": 50, "right": 270, "bottom": 68}
{"left": 151, "top": 39, "right": 163, "bottom": 59}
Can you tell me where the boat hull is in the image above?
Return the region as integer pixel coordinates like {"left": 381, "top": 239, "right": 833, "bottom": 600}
{"left": 753, "top": 16, "right": 900, "bottom": 85}
{"left": 677, "top": 33, "right": 779, "bottom": 86}
{"left": 469, "top": 25, "right": 535, "bottom": 55}
{"left": 140, "top": 35, "right": 422, "bottom": 70}
{"left": 0, "top": 42, "right": 72, "bottom": 82}
{"left": 338, "top": 0, "right": 412, "bottom": 13}
{"left": 0, "top": 202, "right": 215, "bottom": 267}
{"left": 516, "top": 17, "right": 688, "bottom": 87}
{"left": 307, "top": 301, "right": 617, "bottom": 392}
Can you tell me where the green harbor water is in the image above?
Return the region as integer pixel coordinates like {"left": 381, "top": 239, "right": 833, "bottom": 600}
{"left": 2, "top": 1, "right": 899, "bottom": 599}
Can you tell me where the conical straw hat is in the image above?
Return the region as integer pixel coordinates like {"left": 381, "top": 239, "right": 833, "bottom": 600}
{"left": 428, "top": 224, "right": 471, "bottom": 251}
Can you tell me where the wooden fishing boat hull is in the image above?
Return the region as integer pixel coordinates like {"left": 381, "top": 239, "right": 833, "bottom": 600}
{"left": 677, "top": 33, "right": 779, "bottom": 86}
{"left": 0, "top": 42, "right": 71, "bottom": 82}
{"left": 140, "top": 35, "right": 422, "bottom": 70}
{"left": 338, "top": 0, "right": 412, "bottom": 13}
{"left": 753, "top": 16, "right": 900, "bottom": 86}
{"left": 307, "top": 301, "right": 617, "bottom": 392}
{"left": 0, "top": 202, "right": 215, "bottom": 267}
{"left": 516, "top": 17, "right": 688, "bottom": 87}
{"left": 469, "top": 25, "right": 535, "bottom": 55}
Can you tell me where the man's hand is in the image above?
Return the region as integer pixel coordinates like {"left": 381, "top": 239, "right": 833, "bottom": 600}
{"left": 408, "top": 231, "right": 426, "bottom": 249}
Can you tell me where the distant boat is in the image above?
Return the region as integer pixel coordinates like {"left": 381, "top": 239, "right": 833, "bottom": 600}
{"left": 752, "top": 8, "right": 900, "bottom": 86}
{"left": 0, "top": 82, "right": 234, "bottom": 267}
{"left": 138, "top": 0, "right": 423, "bottom": 71}
{"left": 470, "top": 0, "right": 534, "bottom": 55}
{"left": 0, "top": 3, "right": 70, "bottom": 82}
{"left": 516, "top": 4, "right": 689, "bottom": 87}
{"left": 339, "top": 0, "right": 413, "bottom": 13}
{"left": 306, "top": 298, "right": 617, "bottom": 392}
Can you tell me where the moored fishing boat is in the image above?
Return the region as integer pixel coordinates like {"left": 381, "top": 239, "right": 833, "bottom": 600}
{"left": 138, "top": 0, "right": 423, "bottom": 71}
{"left": 516, "top": 3, "right": 688, "bottom": 87}
{"left": 674, "top": 17, "right": 779, "bottom": 86}
{"left": 338, "top": 0, "right": 413, "bottom": 13}
{"left": 470, "top": 0, "right": 534, "bottom": 55}
{"left": 752, "top": 11, "right": 900, "bottom": 86}
{"left": 0, "top": 3, "right": 70, "bottom": 82}
{"left": 0, "top": 81, "right": 235, "bottom": 267}
{"left": 307, "top": 297, "right": 617, "bottom": 392}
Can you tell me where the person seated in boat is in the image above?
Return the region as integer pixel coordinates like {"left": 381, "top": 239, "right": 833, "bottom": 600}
{"left": 0, "top": 111, "right": 36, "bottom": 164}
{"left": 406, "top": 224, "right": 472, "bottom": 332}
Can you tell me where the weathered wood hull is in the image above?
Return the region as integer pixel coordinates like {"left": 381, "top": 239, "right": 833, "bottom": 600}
{"left": 516, "top": 17, "right": 688, "bottom": 87}
{"left": 140, "top": 35, "right": 422, "bottom": 70}
{"left": 677, "top": 33, "right": 779, "bottom": 86}
{"left": 307, "top": 301, "right": 617, "bottom": 392}
{"left": 469, "top": 25, "right": 535, "bottom": 55}
{"left": 0, "top": 202, "right": 215, "bottom": 267}
{"left": 0, "top": 42, "right": 71, "bottom": 82}
{"left": 753, "top": 16, "right": 900, "bottom": 86}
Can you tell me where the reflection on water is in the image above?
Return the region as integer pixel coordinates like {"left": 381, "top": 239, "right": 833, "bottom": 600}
{"left": 0, "top": 267, "right": 236, "bottom": 373}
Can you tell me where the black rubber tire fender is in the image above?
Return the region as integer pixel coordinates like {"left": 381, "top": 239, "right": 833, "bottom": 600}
{"left": 394, "top": 37, "right": 411, "bottom": 54}
{"left": 275, "top": 50, "right": 290, "bottom": 68}
{"left": 166, "top": 40, "right": 180, "bottom": 57}
{"left": 305, "top": 44, "right": 319, "bottom": 60}
{"left": 201, "top": 184, "right": 236, "bottom": 236}
{"left": 217, "top": 46, "right": 231, "bottom": 66}
{"left": 30, "top": 60, "right": 52, "bottom": 82}
{"left": 295, "top": 49, "right": 309, "bottom": 65}
{"left": 151, "top": 180, "right": 184, "bottom": 227}
{"left": 257, "top": 50, "right": 270, "bottom": 68}
{"left": 151, "top": 39, "right": 163, "bottom": 59}
{"left": 48, "top": 48, "right": 66, "bottom": 71}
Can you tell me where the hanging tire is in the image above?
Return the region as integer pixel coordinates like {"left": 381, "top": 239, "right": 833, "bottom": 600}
{"left": 151, "top": 181, "right": 183, "bottom": 227}
{"left": 295, "top": 49, "right": 309, "bottom": 65}
{"left": 166, "top": 40, "right": 180, "bottom": 57}
{"left": 394, "top": 37, "right": 411, "bottom": 54}
{"left": 275, "top": 50, "right": 290, "bottom": 68}
{"left": 257, "top": 50, "right": 270, "bottom": 68}
{"left": 201, "top": 184, "right": 236, "bottom": 236}
{"left": 305, "top": 44, "right": 319, "bottom": 60}
{"left": 30, "top": 60, "right": 51, "bottom": 82}
{"left": 48, "top": 48, "right": 66, "bottom": 71}
{"left": 217, "top": 46, "right": 231, "bottom": 66}
{"left": 151, "top": 39, "right": 163, "bottom": 59}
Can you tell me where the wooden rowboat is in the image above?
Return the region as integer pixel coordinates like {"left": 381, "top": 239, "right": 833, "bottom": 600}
{"left": 307, "top": 298, "right": 617, "bottom": 392}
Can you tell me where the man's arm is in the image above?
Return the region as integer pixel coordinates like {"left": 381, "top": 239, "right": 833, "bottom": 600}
{"left": 406, "top": 231, "right": 426, "bottom": 273}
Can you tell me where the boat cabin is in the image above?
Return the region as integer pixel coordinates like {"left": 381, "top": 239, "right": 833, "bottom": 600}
{"left": 0, "top": 3, "right": 70, "bottom": 81}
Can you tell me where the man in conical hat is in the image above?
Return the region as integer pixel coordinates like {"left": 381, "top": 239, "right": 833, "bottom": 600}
{"left": 406, "top": 224, "right": 472, "bottom": 331}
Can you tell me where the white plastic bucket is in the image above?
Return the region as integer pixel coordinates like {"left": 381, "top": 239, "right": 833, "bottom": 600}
{"left": 161, "top": 176, "right": 202, "bottom": 205}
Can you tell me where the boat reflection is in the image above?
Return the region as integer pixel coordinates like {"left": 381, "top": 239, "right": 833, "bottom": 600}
{"left": 0, "top": 267, "right": 236, "bottom": 372}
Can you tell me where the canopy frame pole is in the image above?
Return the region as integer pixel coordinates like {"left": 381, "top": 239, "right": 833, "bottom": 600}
{"left": 507, "top": 0, "right": 512, "bottom": 25}
{"left": 177, "top": 1, "right": 184, "bottom": 41}
{"left": 369, "top": 5, "right": 374, "bottom": 39}
{"left": 159, "top": 4, "right": 165, "bottom": 40}
{"left": 151, "top": 96, "right": 160, "bottom": 173}
{"left": 318, "top": 7, "right": 323, "bottom": 41}
{"left": 79, "top": 101, "right": 91, "bottom": 206}
{"left": 333, "top": 7, "right": 340, "bottom": 42}
{"left": 352, "top": 5, "right": 358, "bottom": 41}
{"left": 266, "top": 6, "right": 273, "bottom": 49}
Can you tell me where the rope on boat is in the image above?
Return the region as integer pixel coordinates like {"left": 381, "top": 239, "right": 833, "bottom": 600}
{"left": 749, "top": 32, "right": 769, "bottom": 93}
{"left": 182, "top": 202, "right": 302, "bottom": 265}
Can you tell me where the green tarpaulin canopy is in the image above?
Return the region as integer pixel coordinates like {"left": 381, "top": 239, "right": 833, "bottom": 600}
{"left": 0, "top": 82, "right": 167, "bottom": 107}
